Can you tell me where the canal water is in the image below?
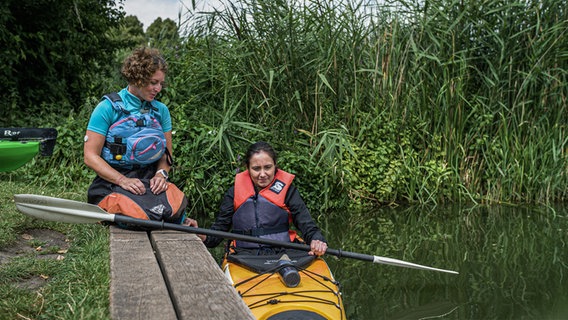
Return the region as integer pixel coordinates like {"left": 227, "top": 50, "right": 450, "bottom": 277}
{"left": 323, "top": 204, "right": 568, "bottom": 319}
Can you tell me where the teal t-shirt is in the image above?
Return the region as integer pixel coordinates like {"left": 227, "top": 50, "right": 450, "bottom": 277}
{"left": 87, "top": 87, "right": 172, "bottom": 136}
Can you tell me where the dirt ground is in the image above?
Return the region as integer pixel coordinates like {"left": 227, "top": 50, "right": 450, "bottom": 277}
{"left": 0, "top": 229, "right": 70, "bottom": 290}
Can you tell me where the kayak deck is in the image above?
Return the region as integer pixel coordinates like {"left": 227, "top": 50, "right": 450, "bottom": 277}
{"left": 0, "top": 128, "right": 57, "bottom": 172}
{"left": 223, "top": 253, "right": 346, "bottom": 320}
{"left": 0, "top": 140, "right": 40, "bottom": 172}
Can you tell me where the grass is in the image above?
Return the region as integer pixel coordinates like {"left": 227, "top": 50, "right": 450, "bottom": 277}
{"left": 0, "top": 176, "right": 110, "bottom": 319}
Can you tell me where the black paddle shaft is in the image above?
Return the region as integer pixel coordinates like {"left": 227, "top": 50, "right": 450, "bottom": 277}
{"left": 13, "top": 193, "right": 458, "bottom": 274}
{"left": 113, "top": 215, "right": 374, "bottom": 262}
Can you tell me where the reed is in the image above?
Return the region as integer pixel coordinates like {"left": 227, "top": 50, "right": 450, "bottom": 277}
{"left": 161, "top": 0, "right": 568, "bottom": 209}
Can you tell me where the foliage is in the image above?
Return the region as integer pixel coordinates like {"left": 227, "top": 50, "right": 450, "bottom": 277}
{"left": 0, "top": 0, "right": 123, "bottom": 126}
{"left": 3, "top": 0, "right": 568, "bottom": 213}
{"left": 107, "top": 15, "right": 146, "bottom": 49}
{"left": 165, "top": 0, "right": 568, "bottom": 208}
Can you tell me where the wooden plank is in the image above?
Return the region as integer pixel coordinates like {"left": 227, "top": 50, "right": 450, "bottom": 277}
{"left": 151, "top": 230, "right": 255, "bottom": 320}
{"left": 109, "top": 226, "right": 177, "bottom": 320}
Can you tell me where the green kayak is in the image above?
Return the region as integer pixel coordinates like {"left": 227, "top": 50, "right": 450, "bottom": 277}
{"left": 0, "top": 128, "right": 58, "bottom": 172}
{"left": 0, "top": 140, "right": 40, "bottom": 172}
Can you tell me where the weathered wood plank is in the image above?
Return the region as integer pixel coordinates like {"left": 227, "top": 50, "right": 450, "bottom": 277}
{"left": 109, "top": 226, "right": 177, "bottom": 320}
{"left": 151, "top": 230, "right": 255, "bottom": 320}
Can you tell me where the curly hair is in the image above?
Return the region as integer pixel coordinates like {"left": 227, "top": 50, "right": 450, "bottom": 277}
{"left": 121, "top": 47, "right": 168, "bottom": 87}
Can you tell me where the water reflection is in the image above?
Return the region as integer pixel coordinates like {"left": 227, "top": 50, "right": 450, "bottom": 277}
{"left": 323, "top": 204, "right": 568, "bottom": 319}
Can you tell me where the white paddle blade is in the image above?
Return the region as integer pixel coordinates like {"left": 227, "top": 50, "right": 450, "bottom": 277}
{"left": 14, "top": 194, "right": 115, "bottom": 224}
{"left": 373, "top": 256, "right": 459, "bottom": 275}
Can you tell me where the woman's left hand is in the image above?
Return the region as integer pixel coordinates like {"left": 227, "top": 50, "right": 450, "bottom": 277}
{"left": 308, "top": 240, "right": 328, "bottom": 256}
{"left": 183, "top": 218, "right": 206, "bottom": 241}
{"left": 183, "top": 218, "right": 199, "bottom": 227}
{"left": 150, "top": 174, "right": 169, "bottom": 194}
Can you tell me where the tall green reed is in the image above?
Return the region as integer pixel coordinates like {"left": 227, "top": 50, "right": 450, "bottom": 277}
{"left": 163, "top": 0, "right": 568, "bottom": 210}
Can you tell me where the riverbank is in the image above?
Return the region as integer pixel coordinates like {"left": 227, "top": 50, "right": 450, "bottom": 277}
{"left": 0, "top": 179, "right": 110, "bottom": 319}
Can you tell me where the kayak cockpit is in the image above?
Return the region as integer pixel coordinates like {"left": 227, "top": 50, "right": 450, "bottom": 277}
{"left": 222, "top": 250, "right": 346, "bottom": 320}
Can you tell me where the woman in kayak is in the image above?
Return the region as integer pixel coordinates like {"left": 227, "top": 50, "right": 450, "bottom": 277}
{"left": 202, "top": 141, "right": 327, "bottom": 256}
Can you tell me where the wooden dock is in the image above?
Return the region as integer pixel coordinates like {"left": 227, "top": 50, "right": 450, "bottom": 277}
{"left": 109, "top": 226, "right": 255, "bottom": 320}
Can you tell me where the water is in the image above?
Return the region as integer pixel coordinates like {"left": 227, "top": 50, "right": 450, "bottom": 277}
{"left": 323, "top": 204, "right": 568, "bottom": 320}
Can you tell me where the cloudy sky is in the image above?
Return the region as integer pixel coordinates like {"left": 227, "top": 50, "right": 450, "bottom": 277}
{"left": 121, "top": 0, "right": 223, "bottom": 30}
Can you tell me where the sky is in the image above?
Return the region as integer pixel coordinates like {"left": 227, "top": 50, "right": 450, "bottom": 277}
{"left": 122, "top": 0, "right": 183, "bottom": 30}
{"left": 121, "top": 0, "right": 223, "bottom": 31}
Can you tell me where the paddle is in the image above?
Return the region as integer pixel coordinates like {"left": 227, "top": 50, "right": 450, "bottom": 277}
{"left": 14, "top": 194, "right": 459, "bottom": 275}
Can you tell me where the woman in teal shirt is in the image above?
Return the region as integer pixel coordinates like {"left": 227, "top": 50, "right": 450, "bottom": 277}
{"left": 83, "top": 47, "right": 197, "bottom": 227}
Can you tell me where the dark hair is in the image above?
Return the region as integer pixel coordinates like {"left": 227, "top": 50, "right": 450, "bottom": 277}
{"left": 121, "top": 47, "right": 168, "bottom": 87}
{"left": 245, "top": 141, "right": 277, "bottom": 167}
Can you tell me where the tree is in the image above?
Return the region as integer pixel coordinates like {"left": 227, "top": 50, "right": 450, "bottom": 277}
{"left": 0, "top": 0, "right": 123, "bottom": 125}
{"left": 107, "top": 15, "right": 146, "bottom": 48}
{"left": 146, "top": 18, "right": 179, "bottom": 47}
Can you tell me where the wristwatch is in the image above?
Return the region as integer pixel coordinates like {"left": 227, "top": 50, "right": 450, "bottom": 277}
{"left": 156, "top": 169, "right": 169, "bottom": 180}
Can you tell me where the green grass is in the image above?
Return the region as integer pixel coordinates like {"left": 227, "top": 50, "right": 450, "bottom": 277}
{"left": 0, "top": 177, "right": 110, "bottom": 319}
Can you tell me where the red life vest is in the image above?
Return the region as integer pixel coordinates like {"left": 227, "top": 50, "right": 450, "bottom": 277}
{"left": 232, "top": 169, "right": 297, "bottom": 248}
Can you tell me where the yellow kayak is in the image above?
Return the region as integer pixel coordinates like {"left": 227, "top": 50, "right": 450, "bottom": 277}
{"left": 222, "top": 250, "right": 346, "bottom": 320}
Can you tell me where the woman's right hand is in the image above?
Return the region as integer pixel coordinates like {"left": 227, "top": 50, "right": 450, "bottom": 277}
{"left": 308, "top": 240, "right": 328, "bottom": 256}
{"left": 116, "top": 175, "right": 146, "bottom": 195}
